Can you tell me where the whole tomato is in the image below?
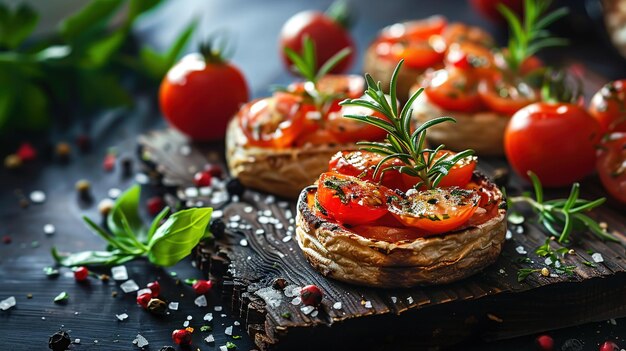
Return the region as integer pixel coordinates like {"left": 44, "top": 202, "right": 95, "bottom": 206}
{"left": 597, "top": 132, "right": 626, "bottom": 203}
{"left": 589, "top": 79, "right": 626, "bottom": 134}
{"left": 504, "top": 102, "right": 601, "bottom": 187}
{"left": 279, "top": 5, "right": 354, "bottom": 74}
{"left": 159, "top": 52, "right": 249, "bottom": 141}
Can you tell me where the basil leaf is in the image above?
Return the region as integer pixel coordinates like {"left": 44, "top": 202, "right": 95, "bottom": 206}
{"left": 108, "top": 185, "right": 145, "bottom": 240}
{"left": 59, "top": 0, "right": 124, "bottom": 41}
{"left": 0, "top": 3, "right": 38, "bottom": 49}
{"left": 51, "top": 247, "right": 134, "bottom": 267}
{"left": 83, "top": 29, "right": 126, "bottom": 68}
{"left": 147, "top": 206, "right": 170, "bottom": 243}
{"left": 139, "top": 19, "right": 197, "bottom": 80}
{"left": 147, "top": 208, "right": 212, "bottom": 267}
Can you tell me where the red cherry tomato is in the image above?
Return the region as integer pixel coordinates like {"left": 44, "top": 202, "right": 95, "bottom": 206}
{"left": 326, "top": 104, "right": 388, "bottom": 143}
{"left": 589, "top": 79, "right": 626, "bottom": 133}
{"left": 73, "top": 266, "right": 89, "bottom": 282}
{"left": 445, "top": 42, "right": 496, "bottom": 77}
{"left": 597, "top": 132, "right": 626, "bottom": 203}
{"left": 478, "top": 76, "right": 539, "bottom": 116}
{"left": 160, "top": 53, "right": 249, "bottom": 141}
{"left": 404, "top": 150, "right": 478, "bottom": 189}
{"left": 238, "top": 93, "right": 315, "bottom": 148}
{"left": 329, "top": 151, "right": 406, "bottom": 190}
{"left": 280, "top": 10, "right": 354, "bottom": 74}
{"left": 388, "top": 187, "right": 480, "bottom": 234}
{"left": 374, "top": 38, "right": 445, "bottom": 70}
{"left": 316, "top": 172, "right": 390, "bottom": 225}
{"left": 423, "top": 68, "right": 485, "bottom": 112}
{"left": 504, "top": 102, "right": 601, "bottom": 187}
{"left": 379, "top": 16, "right": 447, "bottom": 42}
{"left": 470, "top": 0, "right": 524, "bottom": 23}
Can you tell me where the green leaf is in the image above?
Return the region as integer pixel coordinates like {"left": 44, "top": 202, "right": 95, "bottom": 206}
{"left": 15, "top": 82, "right": 49, "bottom": 131}
{"left": 0, "top": 88, "right": 14, "bottom": 130}
{"left": 54, "top": 291, "right": 69, "bottom": 303}
{"left": 164, "top": 20, "right": 197, "bottom": 69}
{"left": 0, "top": 3, "right": 38, "bottom": 49}
{"left": 316, "top": 47, "right": 351, "bottom": 81}
{"left": 108, "top": 185, "right": 145, "bottom": 241}
{"left": 59, "top": 0, "right": 124, "bottom": 41}
{"left": 52, "top": 247, "right": 134, "bottom": 267}
{"left": 83, "top": 216, "right": 137, "bottom": 253}
{"left": 78, "top": 70, "right": 132, "bottom": 109}
{"left": 147, "top": 208, "right": 213, "bottom": 266}
{"left": 527, "top": 171, "right": 544, "bottom": 204}
{"left": 507, "top": 212, "right": 525, "bottom": 225}
{"left": 147, "top": 206, "right": 170, "bottom": 243}
{"left": 82, "top": 29, "right": 126, "bottom": 68}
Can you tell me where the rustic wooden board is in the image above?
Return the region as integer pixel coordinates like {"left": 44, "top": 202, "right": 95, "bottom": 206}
{"left": 139, "top": 128, "right": 626, "bottom": 351}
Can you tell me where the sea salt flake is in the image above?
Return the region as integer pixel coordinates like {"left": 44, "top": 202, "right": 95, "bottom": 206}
{"left": 265, "top": 195, "right": 275, "bottom": 204}
{"left": 244, "top": 206, "right": 253, "bottom": 213}
{"left": 111, "top": 265, "right": 128, "bottom": 280}
{"left": 169, "top": 302, "right": 179, "bottom": 310}
{"left": 108, "top": 188, "right": 121, "bottom": 199}
{"left": 592, "top": 253, "right": 604, "bottom": 263}
{"left": 195, "top": 295, "right": 208, "bottom": 307}
{"left": 239, "top": 239, "right": 248, "bottom": 247}
{"left": 554, "top": 260, "right": 561, "bottom": 268}
{"left": 545, "top": 257, "right": 553, "bottom": 266}
{"left": 301, "top": 305, "right": 315, "bottom": 315}
{"left": 505, "top": 230, "right": 513, "bottom": 240}
{"left": 187, "top": 315, "right": 192, "bottom": 320}
{"left": 203, "top": 313, "right": 213, "bottom": 321}
{"left": 212, "top": 210, "right": 223, "bottom": 218}
{"left": 225, "top": 326, "right": 233, "bottom": 335}
{"left": 214, "top": 306, "right": 223, "bottom": 311}
{"left": 204, "top": 335, "right": 215, "bottom": 343}
{"left": 515, "top": 246, "right": 527, "bottom": 255}
{"left": 120, "top": 280, "right": 139, "bottom": 293}
{"left": 221, "top": 313, "right": 227, "bottom": 317}
{"left": 364, "top": 301, "right": 372, "bottom": 309}
{"left": 282, "top": 236, "right": 292, "bottom": 243}
{"left": 74, "top": 338, "right": 81, "bottom": 344}
{"left": 291, "top": 297, "right": 302, "bottom": 305}
{"left": 255, "top": 287, "right": 283, "bottom": 308}
{"left": 184, "top": 187, "right": 199, "bottom": 198}
{"left": 391, "top": 296, "right": 397, "bottom": 303}
{"left": 230, "top": 215, "right": 241, "bottom": 222}
{"left": 234, "top": 321, "right": 240, "bottom": 326}
{"left": 116, "top": 313, "right": 128, "bottom": 321}
{"left": 43, "top": 224, "right": 55, "bottom": 235}
{"left": 407, "top": 296, "right": 414, "bottom": 304}
{"left": 284, "top": 285, "right": 301, "bottom": 297}
{"left": 0, "top": 296, "right": 16, "bottom": 310}
{"left": 30, "top": 190, "right": 46, "bottom": 203}
{"left": 333, "top": 302, "right": 342, "bottom": 310}
{"left": 220, "top": 346, "right": 228, "bottom": 351}
{"left": 311, "top": 310, "right": 319, "bottom": 318}
{"left": 183, "top": 321, "right": 190, "bottom": 327}
{"left": 255, "top": 229, "right": 265, "bottom": 235}
{"left": 133, "top": 334, "right": 149, "bottom": 348}
{"left": 135, "top": 173, "right": 149, "bottom": 184}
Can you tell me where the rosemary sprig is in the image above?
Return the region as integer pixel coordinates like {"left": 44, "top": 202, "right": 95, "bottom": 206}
{"left": 508, "top": 171, "right": 618, "bottom": 244}
{"left": 339, "top": 60, "right": 474, "bottom": 190}
{"left": 499, "top": 0, "right": 568, "bottom": 73}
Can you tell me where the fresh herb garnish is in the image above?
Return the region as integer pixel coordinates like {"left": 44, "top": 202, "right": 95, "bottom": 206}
{"left": 498, "top": 0, "right": 568, "bottom": 73}
{"left": 339, "top": 60, "right": 474, "bottom": 190}
{"left": 54, "top": 291, "right": 69, "bottom": 303}
{"left": 226, "top": 341, "right": 237, "bottom": 349}
{"left": 508, "top": 171, "right": 617, "bottom": 243}
{"left": 323, "top": 178, "right": 349, "bottom": 204}
{"left": 51, "top": 185, "right": 213, "bottom": 267}
{"left": 517, "top": 268, "right": 541, "bottom": 282}
{"left": 200, "top": 325, "right": 212, "bottom": 332}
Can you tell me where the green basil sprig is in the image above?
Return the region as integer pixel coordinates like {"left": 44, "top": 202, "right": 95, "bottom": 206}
{"left": 51, "top": 185, "right": 213, "bottom": 267}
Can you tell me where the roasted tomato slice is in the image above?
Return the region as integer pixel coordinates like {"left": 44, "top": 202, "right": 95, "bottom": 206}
{"left": 423, "top": 67, "right": 484, "bottom": 112}
{"left": 401, "top": 150, "right": 477, "bottom": 189}
{"left": 597, "top": 132, "right": 626, "bottom": 203}
{"left": 478, "top": 76, "right": 539, "bottom": 116}
{"left": 329, "top": 151, "right": 406, "bottom": 190}
{"left": 445, "top": 42, "right": 496, "bottom": 78}
{"left": 589, "top": 79, "right": 626, "bottom": 133}
{"left": 388, "top": 187, "right": 480, "bottom": 234}
{"left": 316, "top": 172, "right": 390, "bottom": 225}
{"left": 379, "top": 16, "right": 447, "bottom": 42}
{"left": 375, "top": 38, "right": 445, "bottom": 70}
{"left": 288, "top": 74, "right": 365, "bottom": 101}
{"left": 239, "top": 92, "right": 314, "bottom": 148}
{"left": 441, "top": 22, "right": 495, "bottom": 47}
{"left": 326, "top": 104, "right": 389, "bottom": 144}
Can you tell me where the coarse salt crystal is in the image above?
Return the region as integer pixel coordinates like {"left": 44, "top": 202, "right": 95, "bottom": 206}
{"left": 275, "top": 223, "right": 284, "bottom": 230}
{"left": 183, "top": 321, "right": 189, "bottom": 327}
{"left": 265, "top": 195, "right": 275, "bottom": 204}
{"left": 116, "top": 313, "right": 128, "bottom": 321}
{"left": 0, "top": 296, "right": 16, "bottom": 310}
{"left": 134, "top": 173, "right": 149, "bottom": 184}
{"left": 515, "top": 246, "right": 527, "bottom": 255}
{"left": 505, "top": 230, "right": 513, "bottom": 240}
{"left": 301, "top": 305, "right": 315, "bottom": 315}
{"left": 203, "top": 313, "right": 213, "bottom": 321}
{"left": 212, "top": 210, "right": 223, "bottom": 218}
{"left": 391, "top": 296, "right": 397, "bottom": 303}
{"left": 244, "top": 206, "right": 253, "bottom": 213}
{"left": 282, "top": 236, "right": 292, "bottom": 242}
{"left": 259, "top": 216, "right": 270, "bottom": 224}
{"left": 291, "top": 297, "right": 302, "bottom": 305}
{"left": 255, "top": 229, "right": 265, "bottom": 235}
{"left": 133, "top": 334, "right": 149, "bottom": 348}
{"left": 554, "top": 260, "right": 561, "bottom": 268}
{"left": 311, "top": 310, "right": 319, "bottom": 318}
{"left": 545, "top": 257, "right": 553, "bottom": 266}
{"left": 186, "top": 315, "right": 192, "bottom": 320}
{"left": 74, "top": 339, "right": 80, "bottom": 344}
{"left": 214, "top": 306, "right": 223, "bottom": 311}
{"left": 108, "top": 188, "right": 121, "bottom": 199}
{"left": 284, "top": 285, "right": 301, "bottom": 297}
{"left": 184, "top": 187, "right": 199, "bottom": 198}
{"left": 592, "top": 253, "right": 604, "bottom": 263}
{"left": 195, "top": 295, "right": 207, "bottom": 307}
{"left": 333, "top": 302, "right": 342, "bottom": 310}
{"left": 220, "top": 346, "right": 228, "bottom": 351}
{"left": 239, "top": 239, "right": 248, "bottom": 247}
{"left": 120, "top": 280, "right": 139, "bottom": 293}
{"left": 168, "top": 302, "right": 179, "bottom": 310}
{"left": 43, "top": 224, "right": 55, "bottom": 235}
{"left": 180, "top": 145, "right": 191, "bottom": 156}
{"left": 221, "top": 314, "right": 227, "bottom": 317}
{"left": 111, "top": 265, "right": 128, "bottom": 280}
{"left": 30, "top": 191, "right": 46, "bottom": 203}
{"left": 225, "top": 326, "right": 233, "bottom": 335}
{"left": 364, "top": 301, "right": 372, "bottom": 309}
{"left": 234, "top": 321, "right": 240, "bottom": 326}
{"left": 230, "top": 215, "right": 241, "bottom": 222}
{"left": 407, "top": 296, "right": 414, "bottom": 304}
{"left": 285, "top": 210, "right": 293, "bottom": 219}
{"left": 204, "top": 335, "right": 215, "bottom": 343}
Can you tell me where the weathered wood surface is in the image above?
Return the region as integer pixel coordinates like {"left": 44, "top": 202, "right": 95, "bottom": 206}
{"left": 139, "top": 128, "right": 626, "bottom": 351}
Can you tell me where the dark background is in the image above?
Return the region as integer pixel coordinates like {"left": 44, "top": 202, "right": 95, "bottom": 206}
{"left": 1, "top": 0, "right": 625, "bottom": 350}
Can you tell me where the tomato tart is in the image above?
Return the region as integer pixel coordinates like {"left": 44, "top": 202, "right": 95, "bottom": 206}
{"left": 295, "top": 61, "right": 507, "bottom": 288}
{"left": 227, "top": 39, "right": 388, "bottom": 198}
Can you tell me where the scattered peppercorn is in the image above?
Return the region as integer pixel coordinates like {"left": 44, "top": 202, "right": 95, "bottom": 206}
{"left": 2, "top": 235, "right": 11, "bottom": 244}
{"left": 226, "top": 178, "right": 245, "bottom": 197}
{"left": 76, "top": 134, "right": 91, "bottom": 152}
{"left": 194, "top": 171, "right": 212, "bottom": 187}
{"left": 137, "top": 292, "right": 152, "bottom": 309}
{"left": 19, "top": 197, "right": 30, "bottom": 208}
{"left": 209, "top": 219, "right": 225, "bottom": 239}
{"left": 103, "top": 153, "right": 116, "bottom": 172}
{"left": 4, "top": 154, "right": 22, "bottom": 169}
{"left": 171, "top": 328, "right": 192, "bottom": 345}
{"left": 16, "top": 142, "right": 37, "bottom": 162}
{"left": 26, "top": 293, "right": 33, "bottom": 299}
{"left": 561, "top": 339, "right": 584, "bottom": 351}
{"left": 204, "top": 164, "right": 223, "bottom": 178}
{"left": 99, "top": 274, "right": 110, "bottom": 282}
{"left": 147, "top": 196, "right": 166, "bottom": 216}
{"left": 48, "top": 330, "right": 71, "bottom": 351}
{"left": 192, "top": 280, "right": 213, "bottom": 294}
{"left": 111, "top": 291, "right": 118, "bottom": 298}
{"left": 536, "top": 334, "right": 554, "bottom": 350}
{"left": 272, "top": 278, "right": 287, "bottom": 290}
{"left": 55, "top": 142, "right": 71, "bottom": 160}
{"left": 599, "top": 341, "right": 620, "bottom": 351}
{"left": 147, "top": 281, "right": 161, "bottom": 297}
{"left": 159, "top": 347, "right": 176, "bottom": 351}
{"left": 73, "top": 266, "right": 89, "bottom": 282}
{"left": 148, "top": 298, "right": 168, "bottom": 315}
{"left": 75, "top": 179, "right": 92, "bottom": 200}
{"left": 98, "top": 198, "right": 115, "bottom": 216}
{"left": 300, "top": 285, "right": 323, "bottom": 306}
{"left": 120, "top": 157, "right": 133, "bottom": 177}
{"left": 541, "top": 267, "right": 550, "bottom": 277}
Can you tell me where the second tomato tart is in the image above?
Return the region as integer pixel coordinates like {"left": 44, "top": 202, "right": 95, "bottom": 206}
{"left": 227, "top": 39, "right": 388, "bottom": 198}
{"left": 295, "top": 61, "right": 507, "bottom": 288}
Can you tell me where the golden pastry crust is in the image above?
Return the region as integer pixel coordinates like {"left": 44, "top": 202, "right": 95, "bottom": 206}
{"left": 225, "top": 118, "right": 358, "bottom": 199}
{"left": 410, "top": 94, "right": 509, "bottom": 156}
{"left": 295, "top": 175, "right": 507, "bottom": 288}
{"left": 362, "top": 44, "right": 423, "bottom": 102}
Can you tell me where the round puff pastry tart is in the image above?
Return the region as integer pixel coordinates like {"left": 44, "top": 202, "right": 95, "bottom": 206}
{"left": 295, "top": 170, "right": 507, "bottom": 288}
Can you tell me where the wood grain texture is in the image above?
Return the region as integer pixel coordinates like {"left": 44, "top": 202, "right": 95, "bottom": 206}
{"left": 139, "top": 128, "right": 626, "bottom": 351}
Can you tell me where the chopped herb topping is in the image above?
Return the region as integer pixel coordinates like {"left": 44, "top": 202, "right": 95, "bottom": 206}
{"left": 323, "top": 178, "right": 349, "bottom": 204}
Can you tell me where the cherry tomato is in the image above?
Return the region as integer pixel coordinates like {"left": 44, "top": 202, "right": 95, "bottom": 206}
{"left": 596, "top": 132, "right": 626, "bottom": 203}
{"left": 478, "top": 76, "right": 539, "bottom": 116}
{"left": 469, "top": 0, "right": 524, "bottom": 23}
{"left": 316, "top": 172, "right": 390, "bottom": 225}
{"left": 329, "top": 151, "right": 406, "bottom": 190}
{"left": 441, "top": 22, "right": 495, "bottom": 47}
{"left": 445, "top": 42, "right": 496, "bottom": 78}
{"left": 589, "top": 79, "right": 626, "bottom": 133}
{"left": 326, "top": 104, "right": 389, "bottom": 143}
{"left": 379, "top": 16, "right": 447, "bottom": 42}
{"left": 280, "top": 10, "right": 354, "bottom": 74}
{"left": 504, "top": 102, "right": 601, "bottom": 187}
{"left": 160, "top": 53, "right": 249, "bottom": 141}
{"left": 239, "top": 93, "right": 315, "bottom": 148}
{"left": 423, "top": 67, "right": 485, "bottom": 112}
{"left": 388, "top": 187, "right": 480, "bottom": 234}
{"left": 374, "top": 38, "right": 445, "bottom": 70}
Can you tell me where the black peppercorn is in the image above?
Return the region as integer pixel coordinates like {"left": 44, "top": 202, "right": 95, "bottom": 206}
{"left": 209, "top": 219, "right": 226, "bottom": 239}
{"left": 226, "top": 178, "right": 245, "bottom": 197}
{"left": 159, "top": 347, "right": 176, "bottom": 351}
{"left": 272, "top": 278, "right": 287, "bottom": 290}
{"left": 120, "top": 157, "right": 133, "bottom": 177}
{"left": 147, "top": 298, "right": 168, "bottom": 315}
{"left": 561, "top": 339, "right": 584, "bottom": 351}
{"left": 48, "top": 330, "right": 71, "bottom": 351}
